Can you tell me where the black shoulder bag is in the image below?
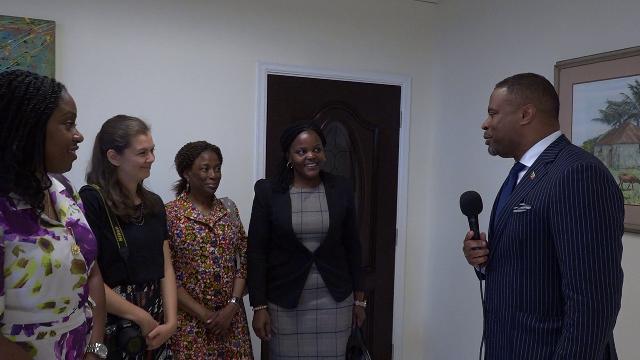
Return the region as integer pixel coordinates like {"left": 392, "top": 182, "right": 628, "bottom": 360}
{"left": 346, "top": 326, "right": 373, "bottom": 360}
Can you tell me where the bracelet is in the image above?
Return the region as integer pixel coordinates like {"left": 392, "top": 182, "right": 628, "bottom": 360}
{"left": 252, "top": 305, "right": 268, "bottom": 311}
{"left": 354, "top": 300, "right": 367, "bottom": 308}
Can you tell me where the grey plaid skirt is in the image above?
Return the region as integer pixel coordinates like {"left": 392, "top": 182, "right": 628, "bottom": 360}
{"left": 268, "top": 265, "right": 354, "bottom": 359}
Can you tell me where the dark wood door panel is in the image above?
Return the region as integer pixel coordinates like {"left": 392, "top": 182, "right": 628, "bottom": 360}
{"left": 265, "top": 74, "right": 400, "bottom": 360}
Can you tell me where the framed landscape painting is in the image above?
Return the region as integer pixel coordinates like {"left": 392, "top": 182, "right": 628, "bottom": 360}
{"left": 555, "top": 46, "right": 640, "bottom": 232}
{"left": 1, "top": 15, "right": 55, "bottom": 77}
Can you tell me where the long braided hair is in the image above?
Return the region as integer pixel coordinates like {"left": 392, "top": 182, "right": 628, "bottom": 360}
{"left": 275, "top": 120, "right": 327, "bottom": 191}
{"left": 0, "top": 69, "right": 65, "bottom": 212}
{"left": 172, "top": 141, "right": 223, "bottom": 196}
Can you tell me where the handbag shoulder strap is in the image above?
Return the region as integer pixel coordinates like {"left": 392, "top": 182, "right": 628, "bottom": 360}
{"left": 219, "top": 197, "right": 240, "bottom": 224}
{"left": 81, "top": 184, "right": 130, "bottom": 262}
{"left": 218, "top": 196, "right": 246, "bottom": 291}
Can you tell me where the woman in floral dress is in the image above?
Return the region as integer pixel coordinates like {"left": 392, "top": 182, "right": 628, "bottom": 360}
{"left": 166, "top": 141, "right": 253, "bottom": 359}
{"left": 0, "top": 69, "right": 106, "bottom": 359}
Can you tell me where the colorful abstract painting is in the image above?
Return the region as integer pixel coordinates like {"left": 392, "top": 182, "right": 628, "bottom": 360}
{"left": 1, "top": 15, "right": 55, "bottom": 77}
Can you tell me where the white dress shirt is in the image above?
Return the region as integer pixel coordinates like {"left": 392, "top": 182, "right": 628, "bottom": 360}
{"left": 515, "top": 130, "right": 562, "bottom": 184}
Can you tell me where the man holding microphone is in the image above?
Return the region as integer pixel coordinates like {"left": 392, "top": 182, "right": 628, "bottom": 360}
{"left": 463, "top": 73, "right": 624, "bottom": 359}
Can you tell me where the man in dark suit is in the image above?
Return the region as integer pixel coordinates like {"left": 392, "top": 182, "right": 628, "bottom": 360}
{"left": 463, "top": 73, "right": 624, "bottom": 359}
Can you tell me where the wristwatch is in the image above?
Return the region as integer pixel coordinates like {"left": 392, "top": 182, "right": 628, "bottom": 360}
{"left": 86, "top": 342, "right": 108, "bottom": 359}
{"left": 229, "top": 296, "right": 243, "bottom": 308}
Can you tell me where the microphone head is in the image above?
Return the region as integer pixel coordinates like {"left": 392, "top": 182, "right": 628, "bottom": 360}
{"left": 460, "top": 190, "right": 483, "bottom": 216}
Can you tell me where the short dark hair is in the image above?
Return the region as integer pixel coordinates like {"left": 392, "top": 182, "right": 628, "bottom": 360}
{"left": 276, "top": 121, "right": 327, "bottom": 191}
{"left": 172, "top": 141, "right": 223, "bottom": 196}
{"left": 0, "top": 69, "right": 65, "bottom": 212}
{"left": 495, "top": 73, "right": 559, "bottom": 120}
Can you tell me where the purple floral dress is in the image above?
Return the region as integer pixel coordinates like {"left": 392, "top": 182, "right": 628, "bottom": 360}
{"left": 0, "top": 175, "right": 97, "bottom": 359}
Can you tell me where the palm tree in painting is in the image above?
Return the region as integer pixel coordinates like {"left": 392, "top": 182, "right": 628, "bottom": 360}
{"left": 618, "top": 79, "right": 640, "bottom": 124}
{"left": 593, "top": 79, "right": 640, "bottom": 127}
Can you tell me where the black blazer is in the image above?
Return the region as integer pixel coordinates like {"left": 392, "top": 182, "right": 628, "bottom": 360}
{"left": 247, "top": 172, "right": 363, "bottom": 309}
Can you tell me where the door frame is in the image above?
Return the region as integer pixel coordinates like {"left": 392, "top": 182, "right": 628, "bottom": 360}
{"left": 255, "top": 62, "right": 411, "bottom": 360}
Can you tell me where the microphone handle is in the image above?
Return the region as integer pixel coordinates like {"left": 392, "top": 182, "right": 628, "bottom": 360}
{"left": 468, "top": 216, "right": 480, "bottom": 240}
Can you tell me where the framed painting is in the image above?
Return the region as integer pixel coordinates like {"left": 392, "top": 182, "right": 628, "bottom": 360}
{"left": 1, "top": 15, "right": 55, "bottom": 77}
{"left": 555, "top": 46, "right": 640, "bottom": 232}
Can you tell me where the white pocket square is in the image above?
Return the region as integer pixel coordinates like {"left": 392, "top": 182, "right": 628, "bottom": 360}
{"left": 513, "top": 203, "right": 532, "bottom": 213}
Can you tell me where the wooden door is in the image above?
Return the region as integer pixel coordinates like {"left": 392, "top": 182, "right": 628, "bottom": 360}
{"left": 264, "top": 74, "right": 401, "bottom": 359}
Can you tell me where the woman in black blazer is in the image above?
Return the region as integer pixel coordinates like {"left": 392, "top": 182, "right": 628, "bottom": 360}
{"left": 248, "top": 121, "right": 365, "bottom": 358}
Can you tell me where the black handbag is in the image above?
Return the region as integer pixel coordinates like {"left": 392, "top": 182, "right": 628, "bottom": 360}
{"left": 346, "top": 326, "right": 373, "bottom": 360}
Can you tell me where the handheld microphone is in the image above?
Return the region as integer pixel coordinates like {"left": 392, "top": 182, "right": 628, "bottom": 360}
{"left": 460, "top": 191, "right": 483, "bottom": 240}
{"left": 461, "top": 190, "right": 487, "bottom": 360}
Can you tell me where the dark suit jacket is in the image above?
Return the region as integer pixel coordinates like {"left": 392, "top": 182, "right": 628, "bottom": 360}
{"left": 481, "top": 135, "right": 624, "bottom": 360}
{"left": 247, "top": 172, "right": 363, "bottom": 308}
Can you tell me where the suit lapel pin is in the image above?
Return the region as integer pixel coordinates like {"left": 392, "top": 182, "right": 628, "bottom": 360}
{"left": 529, "top": 171, "right": 536, "bottom": 180}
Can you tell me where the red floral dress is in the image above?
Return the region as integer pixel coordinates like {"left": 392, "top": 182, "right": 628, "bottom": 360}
{"left": 165, "top": 194, "right": 252, "bottom": 359}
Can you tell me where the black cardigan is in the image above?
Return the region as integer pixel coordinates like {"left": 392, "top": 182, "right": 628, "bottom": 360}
{"left": 247, "top": 172, "right": 363, "bottom": 308}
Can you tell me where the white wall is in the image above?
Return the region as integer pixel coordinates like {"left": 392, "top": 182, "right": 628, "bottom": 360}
{"left": 418, "top": 0, "right": 640, "bottom": 359}
{"left": 2, "top": 0, "right": 437, "bottom": 358}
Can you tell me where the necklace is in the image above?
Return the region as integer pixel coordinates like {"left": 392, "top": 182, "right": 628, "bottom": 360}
{"left": 131, "top": 203, "right": 145, "bottom": 225}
